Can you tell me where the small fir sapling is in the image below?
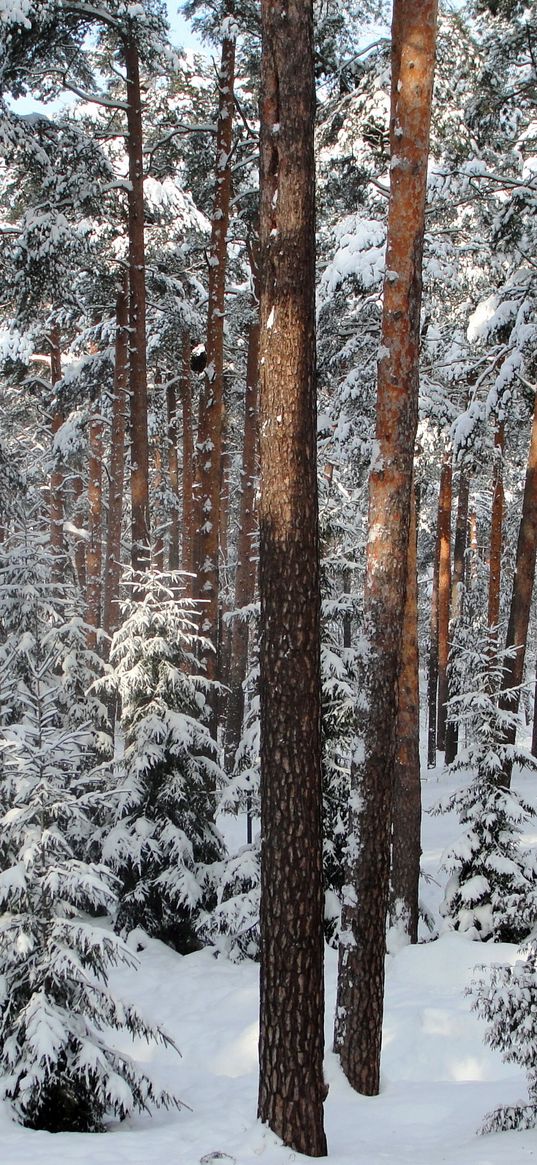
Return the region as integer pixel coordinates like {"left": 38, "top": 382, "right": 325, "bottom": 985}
{"left": 0, "top": 537, "right": 181, "bottom": 1132}
{"left": 100, "top": 569, "right": 226, "bottom": 953}
{"left": 471, "top": 943, "right": 537, "bottom": 1133}
{"left": 435, "top": 634, "right": 537, "bottom": 943}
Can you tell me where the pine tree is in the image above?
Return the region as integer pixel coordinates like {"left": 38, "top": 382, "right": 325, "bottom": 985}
{"left": 436, "top": 633, "right": 537, "bottom": 943}
{"left": 101, "top": 568, "right": 226, "bottom": 953}
{"left": 0, "top": 525, "right": 180, "bottom": 1132}
{"left": 471, "top": 942, "right": 537, "bottom": 1132}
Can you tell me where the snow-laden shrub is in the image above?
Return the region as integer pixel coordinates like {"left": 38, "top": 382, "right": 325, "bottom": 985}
{"left": 100, "top": 569, "right": 226, "bottom": 953}
{"left": 471, "top": 941, "right": 537, "bottom": 1132}
{"left": 0, "top": 537, "right": 181, "bottom": 1131}
{"left": 435, "top": 636, "right": 537, "bottom": 942}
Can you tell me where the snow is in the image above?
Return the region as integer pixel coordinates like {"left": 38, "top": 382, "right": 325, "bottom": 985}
{"left": 2, "top": 767, "right": 537, "bottom": 1162}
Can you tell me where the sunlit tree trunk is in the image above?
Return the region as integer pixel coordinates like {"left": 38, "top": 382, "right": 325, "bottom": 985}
{"left": 124, "top": 28, "right": 150, "bottom": 578}
{"left": 257, "top": 0, "right": 327, "bottom": 1154}
{"left": 195, "top": 16, "right": 236, "bottom": 694}
{"left": 334, "top": 0, "right": 438, "bottom": 1098}
{"left": 390, "top": 485, "right": 421, "bottom": 946}
{"left": 427, "top": 522, "right": 439, "bottom": 768}
{"left": 436, "top": 449, "right": 452, "bottom": 751}
{"left": 499, "top": 393, "right": 537, "bottom": 787}
{"left": 102, "top": 275, "right": 129, "bottom": 643}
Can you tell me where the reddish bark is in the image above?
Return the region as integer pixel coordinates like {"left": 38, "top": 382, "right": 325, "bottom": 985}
{"left": 427, "top": 535, "right": 439, "bottom": 768}
{"left": 499, "top": 393, "right": 537, "bottom": 787}
{"left": 436, "top": 450, "right": 452, "bottom": 751}
{"left": 257, "top": 0, "right": 327, "bottom": 1153}
{"left": 334, "top": 0, "right": 438, "bottom": 1098}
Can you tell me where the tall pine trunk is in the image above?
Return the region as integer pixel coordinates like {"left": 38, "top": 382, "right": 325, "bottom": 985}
{"left": 390, "top": 486, "right": 421, "bottom": 946}
{"left": 334, "top": 0, "right": 438, "bottom": 1097}
{"left": 102, "top": 276, "right": 129, "bottom": 643}
{"left": 181, "top": 335, "right": 195, "bottom": 590}
{"left": 166, "top": 375, "right": 180, "bottom": 572}
{"left": 427, "top": 520, "right": 440, "bottom": 768}
{"left": 444, "top": 466, "right": 469, "bottom": 764}
{"left": 85, "top": 399, "right": 103, "bottom": 649}
{"left": 225, "top": 276, "right": 260, "bottom": 776}
{"left": 257, "top": 0, "right": 327, "bottom": 1153}
{"left": 195, "top": 18, "right": 236, "bottom": 692}
{"left": 499, "top": 393, "right": 537, "bottom": 787}
{"left": 488, "top": 418, "right": 505, "bottom": 642}
{"left": 436, "top": 449, "right": 452, "bottom": 751}
{"left": 124, "top": 28, "right": 150, "bottom": 578}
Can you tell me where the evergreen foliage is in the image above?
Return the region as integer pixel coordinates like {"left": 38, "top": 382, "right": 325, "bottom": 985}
{"left": 436, "top": 633, "right": 537, "bottom": 943}
{"left": 101, "top": 569, "right": 226, "bottom": 953}
{"left": 0, "top": 528, "right": 180, "bottom": 1132}
{"left": 471, "top": 943, "right": 537, "bottom": 1132}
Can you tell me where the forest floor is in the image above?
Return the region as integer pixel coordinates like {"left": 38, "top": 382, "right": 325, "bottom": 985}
{"left": 2, "top": 761, "right": 537, "bottom": 1165}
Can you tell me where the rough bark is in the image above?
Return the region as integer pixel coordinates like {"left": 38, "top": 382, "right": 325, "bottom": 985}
{"left": 257, "top": 0, "right": 327, "bottom": 1154}
{"left": 436, "top": 450, "right": 452, "bottom": 751}
{"left": 334, "top": 0, "right": 438, "bottom": 1097}
{"left": 225, "top": 295, "right": 260, "bottom": 776}
{"left": 499, "top": 393, "right": 537, "bottom": 787}
{"left": 195, "top": 19, "right": 236, "bottom": 687}
{"left": 102, "top": 275, "right": 129, "bottom": 643}
{"left": 444, "top": 467, "right": 470, "bottom": 764}
{"left": 124, "top": 28, "right": 150, "bottom": 578}
{"left": 390, "top": 486, "right": 421, "bottom": 946}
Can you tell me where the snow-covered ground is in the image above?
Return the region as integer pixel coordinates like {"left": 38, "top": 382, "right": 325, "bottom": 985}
{"left": 2, "top": 765, "right": 537, "bottom": 1165}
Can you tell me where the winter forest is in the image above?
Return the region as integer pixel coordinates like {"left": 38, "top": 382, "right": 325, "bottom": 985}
{"left": 1, "top": 0, "right": 537, "bottom": 1161}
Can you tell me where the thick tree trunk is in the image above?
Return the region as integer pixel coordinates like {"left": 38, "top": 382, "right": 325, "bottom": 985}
{"left": 225, "top": 303, "right": 260, "bottom": 774}
{"left": 257, "top": 0, "right": 327, "bottom": 1155}
{"left": 85, "top": 401, "right": 103, "bottom": 649}
{"left": 436, "top": 450, "right": 452, "bottom": 751}
{"left": 444, "top": 467, "right": 469, "bottom": 764}
{"left": 195, "top": 19, "right": 236, "bottom": 690}
{"left": 102, "top": 276, "right": 129, "bottom": 642}
{"left": 334, "top": 0, "right": 438, "bottom": 1098}
{"left": 49, "top": 323, "right": 65, "bottom": 576}
{"left": 124, "top": 29, "right": 150, "bottom": 578}
{"left": 499, "top": 394, "right": 537, "bottom": 787}
{"left": 390, "top": 486, "right": 421, "bottom": 946}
